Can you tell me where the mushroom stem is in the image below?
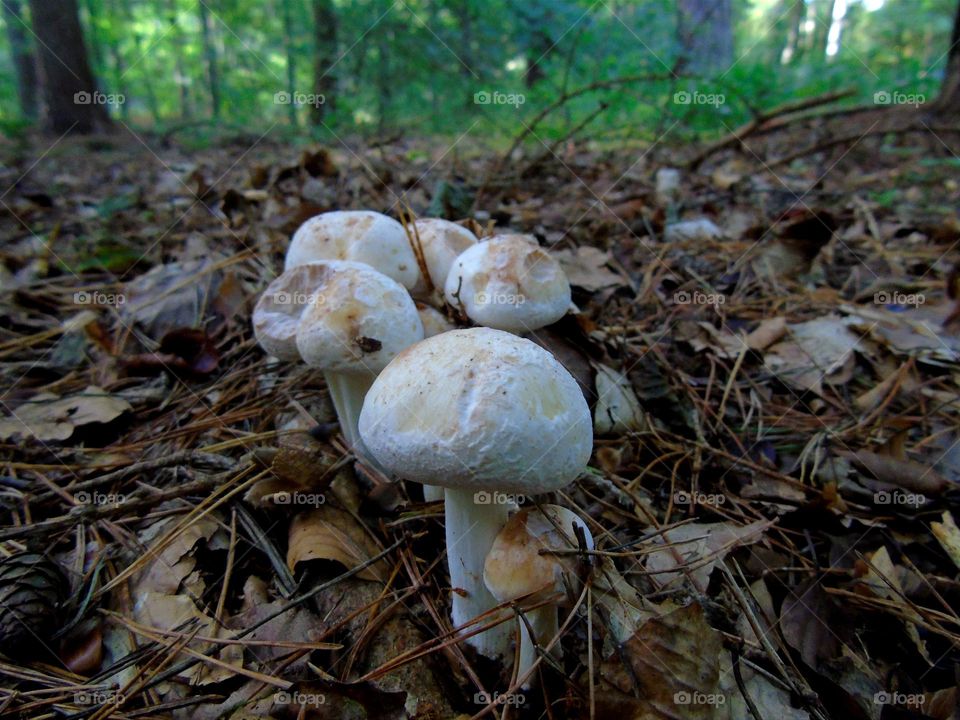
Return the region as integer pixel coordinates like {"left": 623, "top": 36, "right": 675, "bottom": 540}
{"left": 444, "top": 487, "right": 511, "bottom": 658}
{"left": 514, "top": 605, "right": 559, "bottom": 688}
{"left": 323, "top": 371, "right": 374, "bottom": 453}
{"left": 422, "top": 485, "right": 445, "bottom": 502}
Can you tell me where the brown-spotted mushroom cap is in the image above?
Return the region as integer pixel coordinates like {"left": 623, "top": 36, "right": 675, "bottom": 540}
{"left": 252, "top": 261, "right": 371, "bottom": 360}
{"left": 295, "top": 263, "right": 423, "bottom": 375}
{"left": 358, "top": 327, "right": 592, "bottom": 493}
{"left": 443, "top": 235, "right": 571, "bottom": 333}
{"left": 285, "top": 210, "right": 421, "bottom": 291}
{"left": 411, "top": 218, "right": 478, "bottom": 296}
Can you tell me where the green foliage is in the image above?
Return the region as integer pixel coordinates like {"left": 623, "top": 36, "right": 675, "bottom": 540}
{"left": 0, "top": 0, "right": 955, "bottom": 144}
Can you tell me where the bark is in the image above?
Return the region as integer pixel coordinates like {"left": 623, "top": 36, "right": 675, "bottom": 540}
{"left": 937, "top": 0, "right": 960, "bottom": 111}
{"left": 676, "top": 0, "right": 733, "bottom": 76}
{"left": 2, "top": 0, "right": 39, "bottom": 120}
{"left": 311, "top": 0, "right": 337, "bottom": 125}
{"left": 27, "top": 0, "right": 111, "bottom": 133}
{"left": 161, "top": 0, "right": 191, "bottom": 119}
{"left": 198, "top": 0, "right": 221, "bottom": 118}
{"left": 280, "top": 0, "right": 298, "bottom": 126}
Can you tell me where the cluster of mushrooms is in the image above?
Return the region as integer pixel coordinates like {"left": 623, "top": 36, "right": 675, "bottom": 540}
{"left": 252, "top": 210, "right": 636, "bottom": 687}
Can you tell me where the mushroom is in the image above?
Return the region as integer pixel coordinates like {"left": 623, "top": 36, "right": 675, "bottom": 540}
{"left": 409, "top": 218, "right": 478, "bottom": 303}
{"left": 285, "top": 210, "right": 421, "bottom": 291}
{"left": 358, "top": 328, "right": 593, "bottom": 658}
{"left": 415, "top": 303, "right": 455, "bottom": 339}
{"left": 294, "top": 262, "right": 423, "bottom": 453}
{"left": 484, "top": 504, "right": 593, "bottom": 687}
{"left": 443, "top": 235, "right": 571, "bottom": 334}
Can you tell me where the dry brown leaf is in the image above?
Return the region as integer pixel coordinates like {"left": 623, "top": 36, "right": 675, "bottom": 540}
{"left": 780, "top": 581, "right": 839, "bottom": 669}
{"left": 0, "top": 385, "right": 131, "bottom": 441}
{"left": 136, "top": 517, "right": 219, "bottom": 594}
{"left": 601, "top": 602, "right": 724, "bottom": 720}
{"left": 644, "top": 521, "right": 770, "bottom": 592}
{"left": 287, "top": 506, "right": 387, "bottom": 582}
{"left": 843, "top": 449, "right": 949, "bottom": 497}
{"left": 931, "top": 511, "right": 960, "bottom": 572}
{"left": 553, "top": 245, "right": 628, "bottom": 291}
{"left": 765, "top": 316, "right": 861, "bottom": 394}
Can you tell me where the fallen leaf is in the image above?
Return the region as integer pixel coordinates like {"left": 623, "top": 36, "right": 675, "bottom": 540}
{"left": 931, "top": 511, "right": 960, "bottom": 572}
{"left": 765, "top": 315, "right": 862, "bottom": 394}
{"left": 287, "top": 506, "right": 387, "bottom": 582}
{"left": 0, "top": 386, "right": 131, "bottom": 441}
{"left": 594, "top": 363, "right": 646, "bottom": 434}
{"left": 553, "top": 246, "right": 629, "bottom": 291}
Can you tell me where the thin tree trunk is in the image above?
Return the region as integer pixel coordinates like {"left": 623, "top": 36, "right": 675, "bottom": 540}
{"left": 676, "top": 0, "right": 733, "bottom": 75}
{"left": 161, "top": 0, "right": 191, "bottom": 119}
{"left": 28, "top": 0, "right": 111, "bottom": 133}
{"left": 280, "top": 0, "right": 298, "bottom": 126}
{"left": 198, "top": 0, "right": 221, "bottom": 119}
{"left": 311, "top": 0, "right": 337, "bottom": 126}
{"left": 2, "top": 0, "right": 39, "bottom": 120}
{"left": 937, "top": 0, "right": 960, "bottom": 111}
{"left": 104, "top": 0, "right": 130, "bottom": 121}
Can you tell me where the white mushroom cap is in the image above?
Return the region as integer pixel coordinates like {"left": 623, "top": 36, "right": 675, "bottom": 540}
{"left": 285, "top": 210, "right": 421, "bottom": 291}
{"left": 358, "top": 327, "right": 592, "bottom": 494}
{"left": 416, "top": 303, "right": 455, "bottom": 339}
{"left": 252, "top": 261, "right": 371, "bottom": 361}
{"left": 411, "top": 218, "right": 478, "bottom": 296}
{"left": 443, "top": 235, "right": 571, "bottom": 333}
{"left": 484, "top": 505, "right": 594, "bottom": 604}
{"left": 295, "top": 263, "right": 423, "bottom": 375}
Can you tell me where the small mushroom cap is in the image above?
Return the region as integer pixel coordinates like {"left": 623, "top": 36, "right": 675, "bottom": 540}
{"left": 444, "top": 235, "right": 571, "bottom": 333}
{"left": 358, "top": 327, "right": 592, "bottom": 493}
{"left": 484, "top": 505, "right": 594, "bottom": 604}
{"left": 416, "top": 303, "right": 455, "bottom": 338}
{"left": 412, "top": 218, "right": 478, "bottom": 295}
{"left": 295, "top": 263, "right": 423, "bottom": 375}
{"left": 252, "top": 261, "right": 370, "bottom": 360}
{"left": 285, "top": 211, "right": 421, "bottom": 290}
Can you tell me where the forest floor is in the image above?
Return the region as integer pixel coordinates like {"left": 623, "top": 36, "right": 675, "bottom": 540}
{"left": 0, "top": 105, "right": 960, "bottom": 720}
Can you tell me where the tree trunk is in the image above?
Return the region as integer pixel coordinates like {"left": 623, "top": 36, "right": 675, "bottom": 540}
{"left": 676, "top": 0, "right": 733, "bottom": 76}
{"left": 27, "top": 0, "right": 111, "bottom": 133}
{"left": 280, "top": 0, "right": 298, "bottom": 126}
{"left": 937, "top": 0, "right": 960, "bottom": 111}
{"left": 161, "top": 0, "right": 191, "bottom": 119}
{"left": 311, "top": 0, "right": 337, "bottom": 126}
{"left": 2, "top": 0, "right": 39, "bottom": 120}
{"left": 198, "top": 0, "right": 221, "bottom": 119}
